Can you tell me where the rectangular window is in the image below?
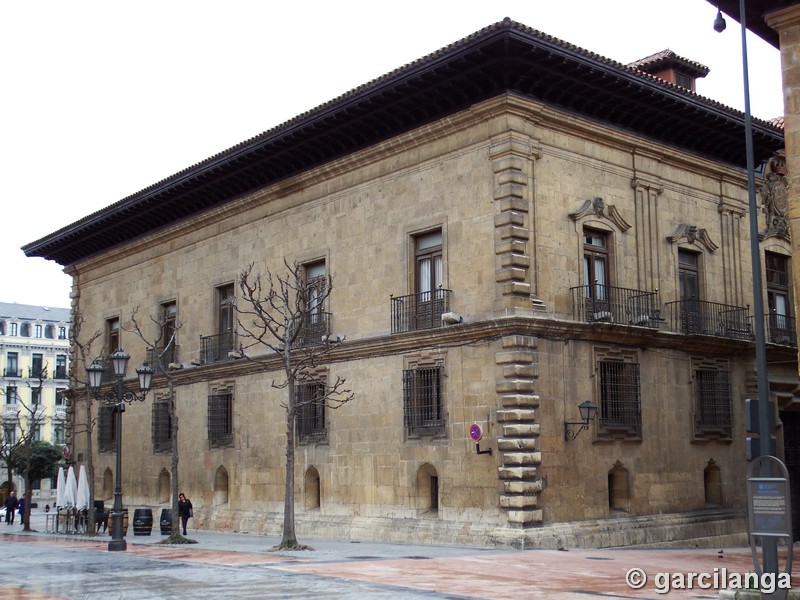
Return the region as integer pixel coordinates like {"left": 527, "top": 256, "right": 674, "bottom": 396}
{"left": 678, "top": 250, "right": 701, "bottom": 333}
{"left": 208, "top": 392, "right": 233, "bottom": 447}
{"left": 392, "top": 230, "right": 449, "bottom": 333}
{"left": 106, "top": 317, "right": 120, "bottom": 354}
{"left": 5, "top": 353, "right": 18, "bottom": 378}
{"left": 766, "top": 252, "right": 794, "bottom": 345}
{"left": 52, "top": 423, "right": 65, "bottom": 445}
{"left": 156, "top": 301, "right": 178, "bottom": 365}
{"left": 32, "top": 425, "right": 41, "bottom": 442}
{"left": 296, "top": 261, "right": 329, "bottom": 347}
{"left": 201, "top": 286, "right": 236, "bottom": 364}
{"left": 31, "top": 353, "right": 44, "bottom": 379}
{"left": 694, "top": 370, "right": 733, "bottom": 438}
{"left": 296, "top": 381, "right": 326, "bottom": 443}
{"left": 34, "top": 324, "right": 42, "bottom": 338}
{"left": 55, "top": 355, "right": 67, "bottom": 379}
{"left": 9, "top": 323, "right": 17, "bottom": 336}
{"left": 58, "top": 326, "right": 67, "bottom": 340}
{"left": 5, "top": 386, "right": 17, "bottom": 404}
{"left": 3, "top": 424, "right": 16, "bottom": 445}
{"left": 151, "top": 401, "right": 172, "bottom": 453}
{"left": 403, "top": 366, "right": 444, "bottom": 434}
{"left": 583, "top": 229, "right": 612, "bottom": 321}
{"left": 598, "top": 361, "right": 641, "bottom": 437}
{"left": 98, "top": 405, "right": 117, "bottom": 452}
{"left": 31, "top": 388, "right": 41, "bottom": 405}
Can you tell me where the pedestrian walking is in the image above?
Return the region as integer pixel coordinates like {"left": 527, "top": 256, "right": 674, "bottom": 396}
{"left": 178, "top": 493, "right": 193, "bottom": 536}
{"left": 4, "top": 491, "right": 18, "bottom": 525}
{"left": 17, "top": 497, "right": 25, "bottom": 527}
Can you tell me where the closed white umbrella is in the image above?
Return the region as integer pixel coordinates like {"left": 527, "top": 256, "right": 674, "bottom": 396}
{"left": 63, "top": 466, "right": 77, "bottom": 508}
{"left": 76, "top": 465, "right": 89, "bottom": 511}
{"left": 55, "top": 466, "right": 65, "bottom": 508}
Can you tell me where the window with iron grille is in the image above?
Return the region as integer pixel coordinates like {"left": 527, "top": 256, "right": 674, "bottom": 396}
{"left": 152, "top": 401, "right": 172, "bottom": 453}
{"left": 295, "top": 381, "right": 326, "bottom": 443}
{"left": 403, "top": 366, "right": 444, "bottom": 435}
{"left": 208, "top": 392, "right": 233, "bottom": 448}
{"left": 694, "top": 369, "right": 733, "bottom": 438}
{"left": 98, "top": 404, "right": 117, "bottom": 452}
{"left": 598, "top": 361, "right": 641, "bottom": 437}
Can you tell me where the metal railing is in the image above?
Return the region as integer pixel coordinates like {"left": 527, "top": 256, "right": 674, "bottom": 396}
{"left": 766, "top": 312, "right": 797, "bottom": 347}
{"left": 664, "top": 300, "right": 752, "bottom": 340}
{"left": 391, "top": 289, "right": 451, "bottom": 333}
{"left": 570, "top": 284, "right": 661, "bottom": 328}
{"left": 3, "top": 369, "right": 20, "bottom": 378}
{"left": 200, "top": 332, "right": 237, "bottom": 365}
{"left": 147, "top": 344, "right": 179, "bottom": 368}
{"left": 293, "top": 311, "right": 331, "bottom": 348}
{"left": 54, "top": 367, "right": 68, "bottom": 380}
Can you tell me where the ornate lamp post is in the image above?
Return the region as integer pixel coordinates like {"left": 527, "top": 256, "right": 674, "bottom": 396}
{"left": 86, "top": 349, "right": 153, "bottom": 552}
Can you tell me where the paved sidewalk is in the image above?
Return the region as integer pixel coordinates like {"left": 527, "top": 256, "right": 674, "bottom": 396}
{"left": 0, "top": 509, "right": 797, "bottom": 599}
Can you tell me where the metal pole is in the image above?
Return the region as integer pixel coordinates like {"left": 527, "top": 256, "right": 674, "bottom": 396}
{"left": 739, "top": 0, "right": 777, "bottom": 575}
{"left": 108, "top": 374, "right": 126, "bottom": 551}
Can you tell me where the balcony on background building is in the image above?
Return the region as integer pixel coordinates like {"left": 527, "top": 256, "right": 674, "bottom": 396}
{"left": 3, "top": 368, "right": 20, "bottom": 378}
{"left": 766, "top": 312, "right": 797, "bottom": 347}
{"left": 54, "top": 406, "right": 67, "bottom": 421}
{"left": 665, "top": 300, "right": 752, "bottom": 341}
{"left": 54, "top": 366, "right": 68, "bottom": 380}
{"left": 200, "top": 332, "right": 237, "bottom": 365}
{"left": 3, "top": 404, "right": 18, "bottom": 420}
{"left": 570, "top": 284, "right": 661, "bottom": 328}
{"left": 293, "top": 311, "right": 331, "bottom": 348}
{"left": 28, "top": 367, "right": 47, "bottom": 379}
{"left": 391, "top": 289, "right": 451, "bottom": 333}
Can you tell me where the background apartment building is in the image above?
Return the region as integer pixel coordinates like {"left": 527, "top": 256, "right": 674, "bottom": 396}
{"left": 24, "top": 20, "right": 794, "bottom": 548}
{"left": 0, "top": 302, "right": 70, "bottom": 505}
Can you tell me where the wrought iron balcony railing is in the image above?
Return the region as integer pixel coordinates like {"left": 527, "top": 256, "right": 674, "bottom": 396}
{"left": 766, "top": 312, "right": 797, "bottom": 347}
{"left": 200, "top": 332, "right": 237, "bottom": 365}
{"left": 147, "top": 344, "right": 179, "bottom": 368}
{"left": 391, "top": 289, "right": 451, "bottom": 334}
{"left": 570, "top": 284, "right": 661, "bottom": 328}
{"left": 3, "top": 369, "right": 20, "bottom": 378}
{"left": 664, "top": 300, "right": 752, "bottom": 340}
{"left": 28, "top": 367, "right": 47, "bottom": 379}
{"left": 54, "top": 367, "right": 68, "bottom": 380}
{"left": 293, "top": 311, "right": 331, "bottom": 348}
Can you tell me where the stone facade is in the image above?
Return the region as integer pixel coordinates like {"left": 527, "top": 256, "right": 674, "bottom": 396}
{"left": 58, "top": 91, "right": 795, "bottom": 547}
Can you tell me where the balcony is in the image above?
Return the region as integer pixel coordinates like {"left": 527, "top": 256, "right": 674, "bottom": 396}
{"left": 293, "top": 311, "right": 331, "bottom": 348}
{"left": 54, "top": 406, "right": 67, "bottom": 421}
{"left": 391, "top": 289, "right": 451, "bottom": 334}
{"left": 766, "top": 312, "right": 797, "bottom": 347}
{"left": 665, "top": 300, "right": 752, "bottom": 341}
{"left": 28, "top": 367, "right": 47, "bottom": 379}
{"left": 54, "top": 367, "right": 68, "bottom": 380}
{"left": 200, "top": 332, "right": 237, "bottom": 365}
{"left": 3, "top": 404, "right": 18, "bottom": 420}
{"left": 3, "top": 369, "right": 20, "bottom": 378}
{"left": 570, "top": 285, "right": 661, "bottom": 328}
{"left": 147, "top": 344, "right": 179, "bottom": 367}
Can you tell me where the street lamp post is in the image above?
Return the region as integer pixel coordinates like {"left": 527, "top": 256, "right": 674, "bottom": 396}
{"left": 87, "top": 349, "right": 153, "bottom": 552}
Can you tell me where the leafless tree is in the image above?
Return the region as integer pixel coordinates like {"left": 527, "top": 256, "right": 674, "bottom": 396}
{"left": 128, "top": 307, "right": 192, "bottom": 543}
{"left": 67, "top": 311, "right": 102, "bottom": 535}
{"left": 15, "top": 364, "right": 50, "bottom": 531}
{"left": 237, "top": 261, "right": 354, "bottom": 550}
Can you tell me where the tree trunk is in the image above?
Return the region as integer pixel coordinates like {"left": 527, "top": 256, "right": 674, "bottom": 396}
{"left": 84, "top": 388, "right": 97, "bottom": 535}
{"left": 169, "top": 380, "right": 182, "bottom": 538}
{"left": 281, "top": 361, "right": 297, "bottom": 548}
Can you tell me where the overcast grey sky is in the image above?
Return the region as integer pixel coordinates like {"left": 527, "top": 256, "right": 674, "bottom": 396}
{"left": 1, "top": 0, "right": 784, "bottom": 309}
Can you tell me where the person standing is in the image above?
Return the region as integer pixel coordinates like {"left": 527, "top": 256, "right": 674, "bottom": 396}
{"left": 177, "top": 493, "right": 193, "bottom": 536}
{"left": 4, "top": 491, "right": 18, "bottom": 525}
{"left": 17, "top": 497, "right": 25, "bottom": 527}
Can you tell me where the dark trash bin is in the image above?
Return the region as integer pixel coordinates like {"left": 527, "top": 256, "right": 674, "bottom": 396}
{"left": 159, "top": 508, "right": 173, "bottom": 535}
{"left": 94, "top": 500, "right": 107, "bottom": 533}
{"left": 133, "top": 508, "right": 153, "bottom": 536}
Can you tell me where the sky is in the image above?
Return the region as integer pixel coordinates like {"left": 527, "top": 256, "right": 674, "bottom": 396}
{"left": 0, "top": 0, "right": 785, "bottom": 310}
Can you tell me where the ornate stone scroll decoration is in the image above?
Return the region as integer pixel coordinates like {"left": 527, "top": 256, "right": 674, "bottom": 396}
{"left": 568, "top": 197, "right": 632, "bottom": 232}
{"left": 761, "top": 153, "right": 790, "bottom": 241}
{"left": 666, "top": 223, "right": 718, "bottom": 252}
